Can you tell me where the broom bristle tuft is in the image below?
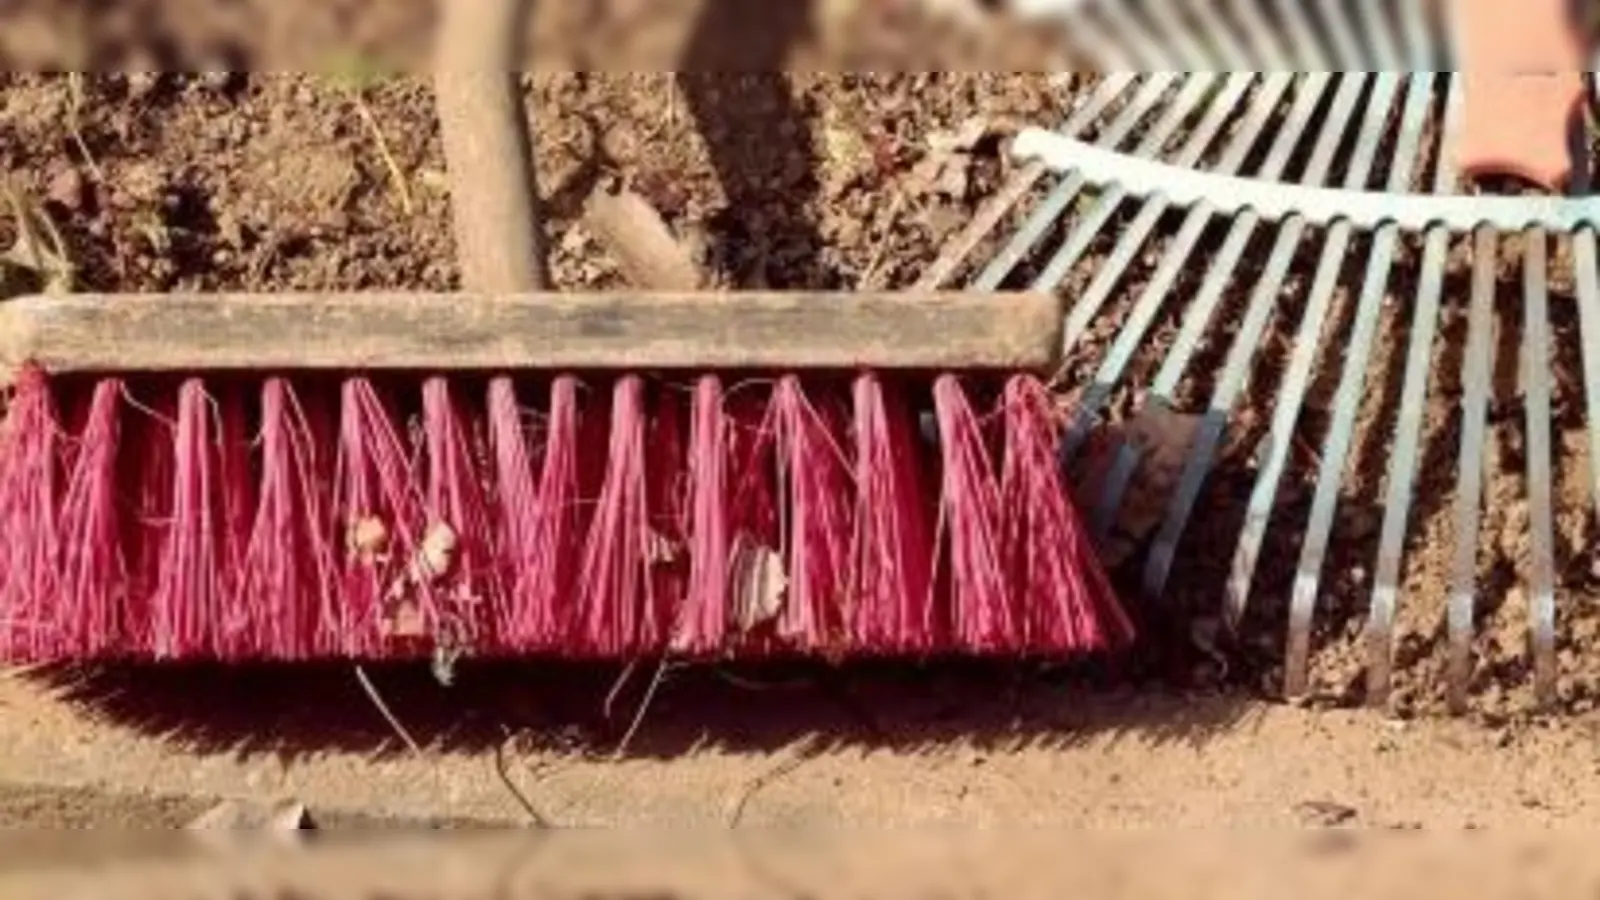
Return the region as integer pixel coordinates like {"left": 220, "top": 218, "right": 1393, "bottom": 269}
{"left": 0, "top": 368, "right": 1130, "bottom": 663}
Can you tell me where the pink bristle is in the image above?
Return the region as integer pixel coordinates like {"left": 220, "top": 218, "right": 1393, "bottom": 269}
{"left": 56, "top": 379, "right": 128, "bottom": 658}
{"left": 215, "top": 385, "right": 257, "bottom": 656}
{"left": 933, "top": 374, "right": 1016, "bottom": 653}
{"left": 726, "top": 383, "right": 782, "bottom": 654}
{"left": 1000, "top": 376, "right": 1132, "bottom": 653}
{"left": 234, "top": 378, "right": 339, "bottom": 660}
{"left": 120, "top": 385, "right": 176, "bottom": 657}
{"left": 849, "top": 373, "right": 936, "bottom": 655}
{"left": 526, "top": 375, "right": 585, "bottom": 653}
{"left": 768, "top": 375, "right": 851, "bottom": 652}
{"left": 640, "top": 383, "right": 688, "bottom": 653}
{"left": 333, "top": 377, "right": 425, "bottom": 657}
{"left": 149, "top": 379, "right": 238, "bottom": 659}
{"left": 574, "top": 376, "right": 651, "bottom": 657}
{"left": 673, "top": 375, "right": 732, "bottom": 655}
{"left": 0, "top": 365, "right": 63, "bottom": 661}
{"left": 421, "top": 377, "right": 501, "bottom": 653}
{"left": 486, "top": 376, "right": 542, "bottom": 651}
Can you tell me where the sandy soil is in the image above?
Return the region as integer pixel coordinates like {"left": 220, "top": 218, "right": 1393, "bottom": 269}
{"left": 2, "top": 54, "right": 1598, "bottom": 832}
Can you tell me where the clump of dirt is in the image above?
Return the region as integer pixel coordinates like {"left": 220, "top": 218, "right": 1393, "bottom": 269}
{"left": 0, "top": 70, "right": 1071, "bottom": 300}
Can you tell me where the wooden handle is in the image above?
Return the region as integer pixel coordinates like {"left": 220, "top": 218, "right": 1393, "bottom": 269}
{"left": 0, "top": 291, "right": 1066, "bottom": 376}
{"left": 433, "top": 0, "right": 547, "bottom": 291}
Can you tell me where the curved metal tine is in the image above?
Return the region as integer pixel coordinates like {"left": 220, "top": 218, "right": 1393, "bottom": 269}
{"left": 1305, "top": 0, "right": 1364, "bottom": 69}
{"left": 914, "top": 75, "right": 1137, "bottom": 290}
{"left": 1028, "top": 0, "right": 1258, "bottom": 300}
{"left": 1273, "top": 75, "right": 1433, "bottom": 696}
{"left": 1393, "top": 0, "right": 1436, "bottom": 67}
{"left": 1446, "top": 224, "right": 1499, "bottom": 714}
{"left": 1060, "top": 72, "right": 1325, "bottom": 461}
{"left": 1272, "top": 0, "right": 1334, "bottom": 68}
{"left": 1137, "top": 0, "right": 1218, "bottom": 69}
{"left": 1095, "top": 0, "right": 1173, "bottom": 69}
{"left": 1059, "top": 1, "right": 1142, "bottom": 72}
{"left": 970, "top": 74, "right": 1180, "bottom": 291}
{"left": 1138, "top": 15, "right": 1389, "bottom": 600}
{"left": 1523, "top": 227, "right": 1558, "bottom": 708}
{"left": 1574, "top": 225, "right": 1600, "bottom": 632}
{"left": 1348, "top": 0, "right": 1402, "bottom": 66}
{"left": 1087, "top": 74, "right": 1370, "bottom": 542}
{"left": 1227, "top": 0, "right": 1294, "bottom": 69}
{"left": 1181, "top": 0, "right": 1257, "bottom": 68}
{"left": 1053, "top": 73, "right": 1289, "bottom": 356}
{"left": 1029, "top": 73, "right": 1251, "bottom": 296}
{"left": 1365, "top": 80, "right": 1464, "bottom": 705}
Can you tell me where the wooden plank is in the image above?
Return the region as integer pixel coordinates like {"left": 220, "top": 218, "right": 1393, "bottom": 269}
{"left": 0, "top": 291, "right": 1064, "bottom": 374}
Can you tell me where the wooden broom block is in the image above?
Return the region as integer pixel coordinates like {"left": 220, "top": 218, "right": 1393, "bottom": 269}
{"left": 0, "top": 291, "right": 1065, "bottom": 375}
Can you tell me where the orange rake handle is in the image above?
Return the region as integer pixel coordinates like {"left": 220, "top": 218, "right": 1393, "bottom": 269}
{"left": 1454, "top": 0, "right": 1589, "bottom": 192}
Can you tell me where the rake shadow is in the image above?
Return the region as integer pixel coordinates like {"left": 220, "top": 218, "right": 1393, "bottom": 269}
{"left": 24, "top": 656, "right": 1260, "bottom": 764}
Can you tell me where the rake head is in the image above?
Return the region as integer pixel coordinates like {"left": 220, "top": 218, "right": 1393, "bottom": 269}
{"left": 923, "top": 0, "right": 1600, "bottom": 713}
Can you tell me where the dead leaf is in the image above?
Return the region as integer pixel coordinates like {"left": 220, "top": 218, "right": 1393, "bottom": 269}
{"left": 906, "top": 117, "right": 997, "bottom": 201}
{"left": 730, "top": 534, "right": 787, "bottom": 633}
{"left": 926, "top": 116, "right": 992, "bottom": 155}
{"left": 646, "top": 529, "right": 680, "bottom": 565}
{"left": 413, "top": 521, "right": 458, "bottom": 582}
{"left": 906, "top": 154, "right": 971, "bottom": 199}
{"left": 381, "top": 597, "right": 426, "bottom": 639}
{"left": 1075, "top": 401, "right": 1204, "bottom": 566}
{"left": 377, "top": 521, "right": 458, "bottom": 640}
{"left": 346, "top": 515, "right": 390, "bottom": 565}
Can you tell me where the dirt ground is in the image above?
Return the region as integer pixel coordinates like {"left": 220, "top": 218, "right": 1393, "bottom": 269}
{"left": 4, "top": 53, "right": 1600, "bottom": 835}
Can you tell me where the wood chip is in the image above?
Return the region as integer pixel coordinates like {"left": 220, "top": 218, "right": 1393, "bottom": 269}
{"left": 583, "top": 186, "right": 705, "bottom": 291}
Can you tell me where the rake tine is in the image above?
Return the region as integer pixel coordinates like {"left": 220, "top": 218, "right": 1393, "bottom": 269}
{"left": 1054, "top": 74, "right": 1292, "bottom": 362}
{"left": 1088, "top": 70, "right": 1363, "bottom": 534}
{"left": 1274, "top": 74, "right": 1434, "bottom": 695}
{"left": 1086, "top": 72, "right": 1367, "bottom": 545}
{"left": 1394, "top": 0, "right": 1436, "bottom": 66}
{"left": 1182, "top": 0, "right": 1255, "bottom": 67}
{"left": 1366, "top": 79, "right": 1463, "bottom": 706}
{"left": 1307, "top": 0, "right": 1365, "bottom": 68}
{"left": 1357, "top": 0, "right": 1404, "bottom": 65}
{"left": 1229, "top": 0, "right": 1294, "bottom": 69}
{"left": 1139, "top": 72, "right": 1398, "bottom": 600}
{"left": 1273, "top": 0, "right": 1334, "bottom": 68}
{"left": 1070, "top": 3, "right": 1144, "bottom": 71}
{"left": 1577, "top": 227, "right": 1600, "bottom": 570}
{"left": 1447, "top": 223, "right": 1500, "bottom": 714}
{"left": 972, "top": 74, "right": 1179, "bottom": 291}
{"left": 1062, "top": 74, "right": 1335, "bottom": 459}
{"left": 1095, "top": 0, "right": 1170, "bottom": 68}
{"left": 1523, "top": 226, "right": 1559, "bottom": 708}
{"left": 1030, "top": 73, "right": 1253, "bottom": 297}
{"left": 1140, "top": 0, "right": 1215, "bottom": 68}
{"left": 914, "top": 75, "right": 1137, "bottom": 291}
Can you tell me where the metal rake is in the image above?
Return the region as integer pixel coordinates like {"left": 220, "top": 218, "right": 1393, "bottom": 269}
{"left": 922, "top": 0, "right": 1600, "bottom": 711}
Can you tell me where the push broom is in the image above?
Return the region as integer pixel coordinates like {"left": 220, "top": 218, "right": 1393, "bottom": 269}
{"left": 0, "top": 8, "right": 1131, "bottom": 668}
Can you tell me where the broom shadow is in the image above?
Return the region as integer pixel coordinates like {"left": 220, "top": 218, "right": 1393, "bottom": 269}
{"left": 26, "top": 657, "right": 1257, "bottom": 763}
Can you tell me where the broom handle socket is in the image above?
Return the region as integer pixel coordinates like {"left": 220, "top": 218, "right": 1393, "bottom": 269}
{"left": 433, "top": 0, "right": 548, "bottom": 292}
